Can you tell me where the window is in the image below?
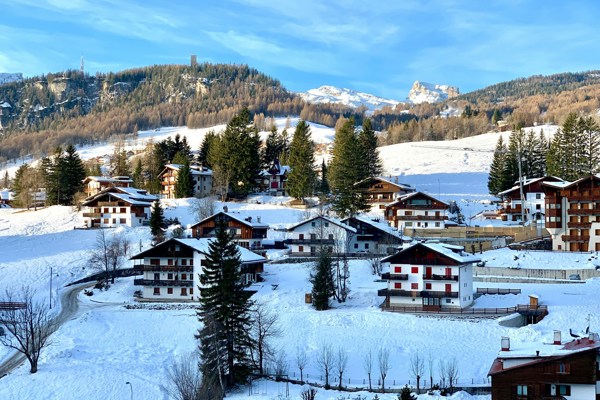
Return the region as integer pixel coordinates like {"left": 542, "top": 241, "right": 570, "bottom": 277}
{"left": 411, "top": 283, "right": 418, "bottom": 290}
{"left": 153, "top": 273, "right": 160, "bottom": 280}
{"left": 354, "top": 243, "right": 359, "bottom": 249}
{"left": 435, "top": 222, "right": 440, "bottom": 227}
{"left": 120, "top": 207, "right": 126, "bottom": 213}
{"left": 167, "top": 288, "right": 173, "bottom": 294}
{"left": 328, "top": 234, "right": 334, "bottom": 240}
{"left": 182, "top": 259, "right": 187, "bottom": 266}
{"left": 167, "top": 273, "right": 173, "bottom": 280}
{"left": 557, "top": 363, "right": 570, "bottom": 374}
{"left": 120, "top": 218, "right": 126, "bottom": 224}
{"left": 365, "top": 243, "right": 369, "bottom": 249}
{"left": 168, "top": 259, "right": 173, "bottom": 266}
{"left": 299, "top": 246, "right": 304, "bottom": 252}
{"left": 190, "top": 288, "right": 193, "bottom": 295}
{"left": 181, "top": 274, "right": 187, "bottom": 280}
{"left": 325, "top": 222, "right": 329, "bottom": 227}
{"left": 557, "top": 385, "right": 570, "bottom": 396}
{"left": 536, "top": 193, "right": 542, "bottom": 199}
{"left": 425, "top": 283, "right": 432, "bottom": 290}
{"left": 311, "top": 222, "right": 316, "bottom": 227}
{"left": 516, "top": 385, "right": 528, "bottom": 396}
{"left": 394, "top": 282, "right": 402, "bottom": 289}
{"left": 153, "top": 287, "right": 160, "bottom": 295}
{"left": 299, "top": 234, "right": 304, "bottom": 240}
{"left": 446, "top": 298, "right": 452, "bottom": 304}
{"left": 394, "top": 266, "right": 402, "bottom": 273}
{"left": 411, "top": 267, "right": 418, "bottom": 273}
{"left": 405, "top": 222, "right": 413, "bottom": 227}
{"left": 181, "top": 288, "right": 187, "bottom": 296}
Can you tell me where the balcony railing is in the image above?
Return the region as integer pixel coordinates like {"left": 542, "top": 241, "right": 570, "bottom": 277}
{"left": 391, "top": 215, "right": 448, "bottom": 221}
{"left": 133, "top": 279, "right": 193, "bottom": 287}
{"left": 97, "top": 201, "right": 121, "bottom": 207}
{"left": 82, "top": 212, "right": 102, "bottom": 218}
{"left": 381, "top": 272, "right": 409, "bottom": 281}
{"left": 561, "top": 235, "right": 590, "bottom": 242}
{"left": 422, "top": 274, "right": 459, "bottom": 282}
{"left": 288, "top": 239, "right": 335, "bottom": 245}
{"left": 566, "top": 222, "right": 592, "bottom": 229}
{"left": 133, "top": 265, "right": 193, "bottom": 272}
{"left": 388, "top": 205, "right": 448, "bottom": 210}
{"left": 377, "top": 288, "right": 458, "bottom": 298}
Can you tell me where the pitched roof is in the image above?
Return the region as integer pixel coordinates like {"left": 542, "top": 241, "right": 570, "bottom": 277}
{"left": 130, "top": 237, "right": 266, "bottom": 264}
{"left": 81, "top": 186, "right": 157, "bottom": 206}
{"left": 191, "top": 211, "right": 269, "bottom": 229}
{"left": 497, "top": 176, "right": 565, "bottom": 196}
{"left": 355, "top": 176, "right": 414, "bottom": 191}
{"left": 287, "top": 215, "right": 357, "bottom": 233}
{"left": 381, "top": 241, "right": 481, "bottom": 264}
{"left": 159, "top": 164, "right": 213, "bottom": 177}
{"left": 341, "top": 215, "right": 411, "bottom": 241}
{"left": 385, "top": 191, "right": 449, "bottom": 207}
{"left": 543, "top": 174, "right": 600, "bottom": 191}
{"left": 82, "top": 176, "right": 133, "bottom": 184}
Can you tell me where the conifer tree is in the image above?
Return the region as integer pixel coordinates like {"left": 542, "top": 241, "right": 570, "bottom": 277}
{"left": 149, "top": 201, "right": 164, "bottom": 238}
{"left": 262, "top": 124, "right": 281, "bottom": 168}
{"left": 45, "top": 147, "right": 67, "bottom": 206}
{"left": 174, "top": 158, "right": 194, "bottom": 198}
{"left": 578, "top": 116, "right": 600, "bottom": 176}
{"left": 310, "top": 249, "right": 335, "bottom": 311}
{"left": 197, "top": 219, "right": 255, "bottom": 389}
{"left": 2, "top": 171, "right": 10, "bottom": 188}
{"left": 62, "top": 144, "right": 86, "bottom": 204}
{"left": 286, "top": 120, "right": 316, "bottom": 201}
{"left": 319, "top": 159, "right": 330, "bottom": 195}
{"left": 487, "top": 136, "right": 507, "bottom": 196}
{"left": 329, "top": 118, "right": 368, "bottom": 217}
{"left": 357, "top": 118, "right": 383, "bottom": 179}
{"left": 132, "top": 158, "right": 143, "bottom": 188}
{"left": 199, "top": 130, "right": 217, "bottom": 169}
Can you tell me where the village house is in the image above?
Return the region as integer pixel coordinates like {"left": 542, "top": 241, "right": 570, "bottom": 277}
{"left": 131, "top": 238, "right": 266, "bottom": 301}
{"left": 287, "top": 215, "right": 356, "bottom": 256}
{"left": 356, "top": 176, "right": 415, "bottom": 204}
{"left": 82, "top": 175, "right": 133, "bottom": 197}
{"left": 80, "top": 186, "right": 157, "bottom": 228}
{"left": 543, "top": 174, "right": 600, "bottom": 251}
{"left": 190, "top": 209, "right": 268, "bottom": 251}
{"left": 488, "top": 331, "right": 600, "bottom": 399}
{"left": 257, "top": 159, "right": 289, "bottom": 196}
{"left": 341, "top": 216, "right": 411, "bottom": 255}
{"left": 384, "top": 191, "right": 449, "bottom": 232}
{"left": 158, "top": 163, "right": 213, "bottom": 199}
{"left": 378, "top": 242, "right": 480, "bottom": 311}
{"left": 497, "top": 176, "right": 565, "bottom": 223}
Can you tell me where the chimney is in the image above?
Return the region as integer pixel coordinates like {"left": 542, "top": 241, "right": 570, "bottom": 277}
{"left": 536, "top": 350, "right": 540, "bottom": 357}
{"left": 223, "top": 206, "right": 228, "bottom": 212}
{"left": 501, "top": 337, "right": 510, "bottom": 351}
{"left": 553, "top": 330, "right": 561, "bottom": 345}
{"left": 257, "top": 216, "right": 261, "bottom": 223}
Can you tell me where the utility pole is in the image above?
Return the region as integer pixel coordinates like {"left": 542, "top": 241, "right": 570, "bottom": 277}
{"left": 49, "top": 266, "right": 53, "bottom": 309}
{"left": 517, "top": 142, "right": 526, "bottom": 224}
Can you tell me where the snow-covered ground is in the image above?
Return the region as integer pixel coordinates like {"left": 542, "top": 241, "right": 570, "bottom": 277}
{"left": 1, "top": 195, "right": 599, "bottom": 399}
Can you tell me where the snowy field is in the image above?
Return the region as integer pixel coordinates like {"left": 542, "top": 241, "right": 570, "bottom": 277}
{"left": 1, "top": 198, "right": 599, "bottom": 399}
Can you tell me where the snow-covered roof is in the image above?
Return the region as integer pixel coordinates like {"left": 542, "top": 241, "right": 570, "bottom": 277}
{"left": 259, "top": 165, "right": 290, "bottom": 177}
{"left": 342, "top": 215, "right": 411, "bottom": 241}
{"left": 161, "top": 164, "right": 212, "bottom": 176}
{"left": 355, "top": 176, "right": 414, "bottom": 190}
{"left": 287, "top": 215, "right": 357, "bottom": 233}
{"left": 192, "top": 211, "right": 269, "bottom": 229}
{"left": 131, "top": 238, "right": 266, "bottom": 264}
{"left": 83, "top": 176, "right": 133, "bottom": 184}
{"left": 0, "top": 101, "right": 11, "bottom": 108}
{"left": 498, "top": 176, "right": 565, "bottom": 196}
{"left": 81, "top": 186, "right": 157, "bottom": 206}
{"left": 381, "top": 241, "right": 481, "bottom": 264}
{"left": 386, "top": 191, "right": 449, "bottom": 207}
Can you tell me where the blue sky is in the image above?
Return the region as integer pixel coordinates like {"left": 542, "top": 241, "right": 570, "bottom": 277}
{"left": 1, "top": 0, "right": 600, "bottom": 99}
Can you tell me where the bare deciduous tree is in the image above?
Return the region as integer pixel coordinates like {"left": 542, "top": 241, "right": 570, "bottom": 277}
{"left": 410, "top": 352, "right": 425, "bottom": 394}
{"left": 315, "top": 342, "right": 334, "bottom": 389}
{"left": 167, "top": 352, "right": 202, "bottom": 400}
{"left": 273, "top": 349, "right": 288, "bottom": 378}
{"left": 300, "top": 387, "right": 317, "bottom": 400}
{"left": 251, "top": 301, "right": 282, "bottom": 375}
{"left": 427, "top": 352, "right": 435, "bottom": 390}
{"left": 193, "top": 196, "right": 216, "bottom": 222}
{"left": 0, "top": 287, "right": 56, "bottom": 373}
{"left": 438, "top": 359, "right": 447, "bottom": 389}
{"left": 363, "top": 348, "right": 374, "bottom": 390}
{"left": 336, "top": 347, "right": 348, "bottom": 390}
{"left": 377, "top": 348, "right": 390, "bottom": 393}
{"left": 295, "top": 346, "right": 308, "bottom": 383}
{"left": 446, "top": 357, "right": 460, "bottom": 393}
{"left": 88, "top": 230, "right": 130, "bottom": 285}
{"left": 368, "top": 255, "right": 382, "bottom": 276}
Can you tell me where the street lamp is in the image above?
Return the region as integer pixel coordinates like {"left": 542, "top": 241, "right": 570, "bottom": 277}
{"left": 125, "top": 381, "right": 133, "bottom": 400}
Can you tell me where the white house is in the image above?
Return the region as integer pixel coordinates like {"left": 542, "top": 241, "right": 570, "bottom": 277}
{"left": 131, "top": 238, "right": 266, "bottom": 301}
{"left": 80, "top": 186, "right": 157, "bottom": 228}
{"left": 379, "top": 242, "right": 480, "bottom": 310}
{"left": 287, "top": 215, "right": 357, "bottom": 256}
{"left": 341, "top": 215, "right": 412, "bottom": 255}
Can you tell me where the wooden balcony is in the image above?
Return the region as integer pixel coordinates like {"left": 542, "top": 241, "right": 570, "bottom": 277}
{"left": 388, "top": 205, "right": 448, "bottom": 210}
{"left": 288, "top": 239, "right": 335, "bottom": 245}
{"left": 422, "top": 274, "right": 459, "bottom": 282}
{"left": 561, "top": 235, "right": 590, "bottom": 242}
{"left": 567, "top": 195, "right": 600, "bottom": 201}
{"left": 381, "top": 272, "right": 408, "bottom": 281}
{"left": 391, "top": 215, "right": 448, "bottom": 221}
{"left": 566, "top": 222, "right": 592, "bottom": 229}
{"left": 97, "top": 201, "right": 121, "bottom": 207}
{"left": 133, "top": 265, "right": 193, "bottom": 272}
{"left": 378, "top": 288, "right": 458, "bottom": 298}
{"left": 421, "top": 290, "right": 459, "bottom": 298}
{"left": 134, "top": 279, "right": 193, "bottom": 287}
{"left": 82, "top": 212, "right": 102, "bottom": 218}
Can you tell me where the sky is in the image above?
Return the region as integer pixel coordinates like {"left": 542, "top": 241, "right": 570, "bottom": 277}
{"left": 1, "top": 0, "right": 600, "bottom": 100}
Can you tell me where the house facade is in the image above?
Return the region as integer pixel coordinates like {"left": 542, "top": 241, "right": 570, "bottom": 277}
{"left": 158, "top": 164, "right": 213, "bottom": 199}
{"left": 80, "top": 186, "right": 157, "bottom": 228}
{"left": 82, "top": 176, "right": 133, "bottom": 197}
{"left": 131, "top": 238, "right": 266, "bottom": 301}
{"left": 488, "top": 332, "right": 600, "bottom": 399}
{"left": 357, "top": 176, "right": 415, "bottom": 204}
{"left": 378, "top": 242, "right": 479, "bottom": 310}
{"left": 257, "top": 159, "right": 289, "bottom": 196}
{"left": 384, "top": 192, "right": 449, "bottom": 231}
{"left": 498, "top": 176, "right": 564, "bottom": 223}
{"left": 287, "top": 215, "right": 356, "bottom": 256}
{"left": 543, "top": 175, "right": 600, "bottom": 252}
{"left": 190, "top": 210, "right": 268, "bottom": 251}
{"left": 341, "top": 216, "right": 411, "bottom": 255}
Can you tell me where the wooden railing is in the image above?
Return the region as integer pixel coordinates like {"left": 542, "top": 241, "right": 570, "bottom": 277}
{"left": 422, "top": 274, "right": 459, "bottom": 282}
{"left": 133, "top": 279, "right": 193, "bottom": 287}
{"left": 392, "top": 215, "right": 448, "bottom": 221}
{"left": 476, "top": 288, "right": 521, "bottom": 295}
{"left": 378, "top": 289, "right": 459, "bottom": 298}
{"left": 561, "top": 235, "right": 590, "bottom": 242}
{"left": 382, "top": 304, "right": 547, "bottom": 315}
{"left": 381, "top": 272, "right": 408, "bottom": 281}
{"left": 133, "top": 265, "right": 193, "bottom": 272}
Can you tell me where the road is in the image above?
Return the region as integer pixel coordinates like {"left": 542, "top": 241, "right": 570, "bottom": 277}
{"left": 0, "top": 282, "right": 96, "bottom": 378}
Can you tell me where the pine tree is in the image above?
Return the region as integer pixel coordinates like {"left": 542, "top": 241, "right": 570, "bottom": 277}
{"left": 547, "top": 113, "right": 583, "bottom": 181}
{"left": 149, "top": 201, "right": 164, "bottom": 238}
{"left": 262, "top": 124, "right": 281, "bottom": 168}
{"left": 286, "top": 120, "right": 316, "bottom": 201}
{"left": 2, "top": 171, "right": 9, "bottom": 188}
{"left": 310, "top": 249, "right": 335, "bottom": 311}
{"left": 199, "top": 130, "right": 217, "bottom": 168}
{"left": 197, "top": 219, "right": 255, "bottom": 389}
{"left": 174, "top": 158, "right": 194, "bottom": 198}
{"left": 319, "top": 159, "right": 330, "bottom": 195}
{"left": 578, "top": 116, "right": 600, "bottom": 175}
{"left": 62, "top": 144, "right": 86, "bottom": 204}
{"left": 45, "top": 147, "right": 68, "bottom": 206}
{"left": 329, "top": 118, "right": 368, "bottom": 217}
{"left": 357, "top": 118, "right": 383, "bottom": 179}
{"left": 132, "top": 158, "right": 143, "bottom": 188}
{"left": 11, "top": 164, "right": 29, "bottom": 207}
{"left": 488, "top": 136, "right": 507, "bottom": 196}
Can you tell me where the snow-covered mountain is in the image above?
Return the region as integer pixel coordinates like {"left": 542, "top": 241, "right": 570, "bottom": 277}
{"left": 0, "top": 73, "right": 23, "bottom": 85}
{"left": 407, "top": 80, "right": 459, "bottom": 104}
{"left": 298, "top": 85, "right": 401, "bottom": 113}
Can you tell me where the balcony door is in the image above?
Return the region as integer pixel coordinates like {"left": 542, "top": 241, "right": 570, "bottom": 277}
{"left": 425, "top": 267, "right": 432, "bottom": 278}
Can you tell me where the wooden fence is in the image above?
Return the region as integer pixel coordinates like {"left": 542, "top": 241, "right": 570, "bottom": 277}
{"left": 382, "top": 304, "right": 547, "bottom": 316}
{"left": 476, "top": 288, "right": 521, "bottom": 295}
